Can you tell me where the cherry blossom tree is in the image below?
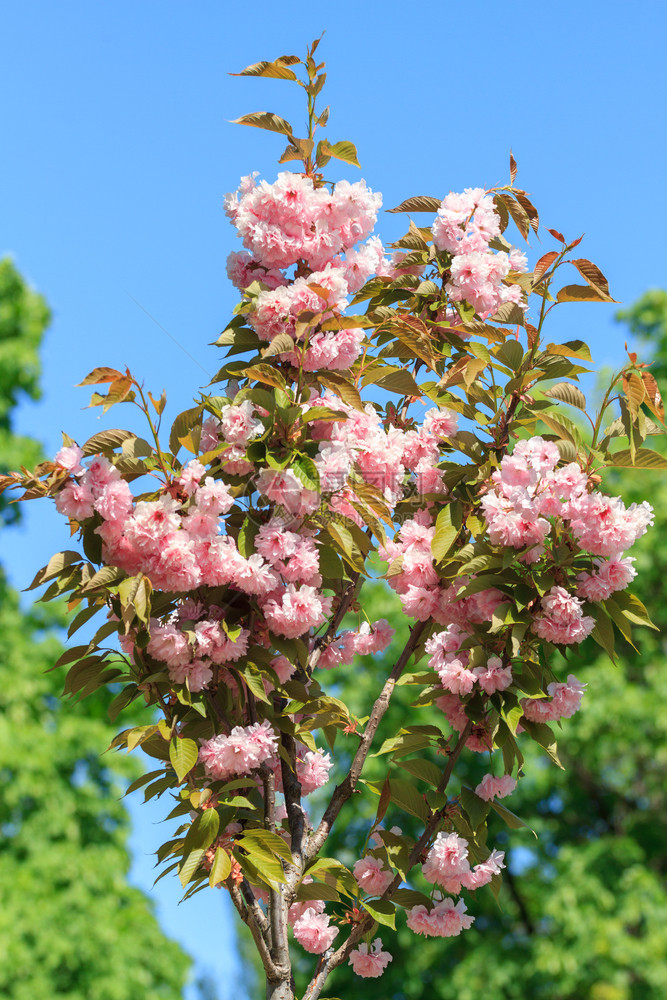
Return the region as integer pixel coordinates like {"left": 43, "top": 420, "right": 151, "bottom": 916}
{"left": 3, "top": 38, "right": 665, "bottom": 1000}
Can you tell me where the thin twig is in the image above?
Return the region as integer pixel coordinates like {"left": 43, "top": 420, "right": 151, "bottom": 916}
{"left": 306, "top": 620, "right": 427, "bottom": 862}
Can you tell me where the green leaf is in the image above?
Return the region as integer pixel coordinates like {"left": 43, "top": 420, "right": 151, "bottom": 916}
{"left": 388, "top": 195, "right": 442, "bottom": 214}
{"left": 609, "top": 448, "right": 667, "bottom": 469}
{"left": 231, "top": 59, "right": 299, "bottom": 81}
{"left": 318, "top": 139, "right": 360, "bottom": 167}
{"left": 521, "top": 719, "right": 563, "bottom": 768}
{"left": 296, "top": 880, "right": 340, "bottom": 903}
{"left": 81, "top": 428, "right": 136, "bottom": 456}
{"left": 396, "top": 757, "right": 442, "bottom": 788}
{"left": 489, "top": 799, "right": 537, "bottom": 837}
{"left": 231, "top": 111, "right": 294, "bottom": 138}
{"left": 363, "top": 898, "right": 396, "bottom": 929}
{"left": 318, "top": 372, "right": 363, "bottom": 410}
{"left": 169, "top": 737, "right": 198, "bottom": 783}
{"left": 544, "top": 340, "right": 592, "bottom": 361}
{"left": 178, "top": 848, "right": 206, "bottom": 888}
{"left": 208, "top": 847, "right": 232, "bottom": 887}
{"left": 460, "top": 786, "right": 491, "bottom": 831}
{"left": 373, "top": 368, "right": 422, "bottom": 396}
{"left": 387, "top": 778, "right": 429, "bottom": 822}
{"left": 183, "top": 809, "right": 220, "bottom": 854}
{"left": 241, "top": 828, "right": 293, "bottom": 865}
{"left": 261, "top": 332, "right": 295, "bottom": 358}
{"left": 26, "top": 551, "right": 83, "bottom": 591}
{"left": 543, "top": 382, "right": 587, "bottom": 410}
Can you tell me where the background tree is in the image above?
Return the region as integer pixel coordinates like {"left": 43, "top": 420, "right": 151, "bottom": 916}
{"left": 310, "top": 293, "right": 667, "bottom": 1000}
{"left": 0, "top": 259, "right": 192, "bottom": 1000}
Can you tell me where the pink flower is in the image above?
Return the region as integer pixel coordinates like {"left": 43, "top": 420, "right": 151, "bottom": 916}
{"left": 297, "top": 749, "right": 333, "bottom": 795}
{"left": 567, "top": 494, "right": 653, "bottom": 557}
{"left": 422, "top": 832, "right": 470, "bottom": 890}
{"left": 94, "top": 479, "right": 134, "bottom": 521}
{"left": 422, "top": 406, "right": 458, "bottom": 439}
{"left": 473, "top": 656, "right": 513, "bottom": 695}
{"left": 199, "top": 720, "right": 278, "bottom": 780}
{"left": 293, "top": 907, "right": 338, "bottom": 954}
{"left": 55, "top": 482, "right": 95, "bottom": 520}
{"left": 475, "top": 774, "right": 517, "bottom": 801}
{"left": 147, "top": 622, "right": 192, "bottom": 667}
{"left": 407, "top": 896, "right": 475, "bottom": 937}
{"left": 532, "top": 586, "right": 594, "bottom": 645}
{"left": 169, "top": 658, "right": 213, "bottom": 692}
{"left": 256, "top": 468, "right": 319, "bottom": 516}
{"left": 54, "top": 444, "right": 84, "bottom": 475}
{"left": 353, "top": 857, "right": 394, "bottom": 895}
{"left": 459, "top": 849, "right": 506, "bottom": 890}
{"left": 177, "top": 460, "right": 206, "bottom": 496}
{"left": 262, "top": 585, "right": 332, "bottom": 639}
{"left": 220, "top": 401, "right": 264, "bottom": 446}
{"left": 576, "top": 556, "right": 636, "bottom": 601}
{"left": 348, "top": 938, "right": 393, "bottom": 978}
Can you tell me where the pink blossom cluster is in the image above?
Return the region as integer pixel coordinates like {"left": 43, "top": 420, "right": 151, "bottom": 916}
{"left": 225, "top": 172, "right": 382, "bottom": 272}
{"left": 406, "top": 895, "right": 475, "bottom": 938}
{"left": 421, "top": 832, "right": 505, "bottom": 894}
{"left": 145, "top": 603, "right": 249, "bottom": 692}
{"left": 292, "top": 906, "right": 339, "bottom": 954}
{"left": 198, "top": 720, "right": 278, "bottom": 781}
{"left": 483, "top": 437, "right": 653, "bottom": 563}
{"left": 521, "top": 674, "right": 587, "bottom": 723}
{"left": 431, "top": 187, "right": 526, "bottom": 318}
{"left": 481, "top": 436, "right": 652, "bottom": 644}
{"left": 475, "top": 773, "right": 517, "bottom": 801}
{"left": 532, "top": 586, "right": 594, "bottom": 645}
{"left": 380, "top": 511, "right": 506, "bottom": 626}
{"left": 353, "top": 855, "right": 394, "bottom": 896}
{"left": 224, "top": 172, "right": 389, "bottom": 372}
{"left": 426, "top": 625, "right": 512, "bottom": 697}
{"left": 317, "top": 619, "right": 394, "bottom": 670}
{"left": 348, "top": 938, "right": 393, "bottom": 978}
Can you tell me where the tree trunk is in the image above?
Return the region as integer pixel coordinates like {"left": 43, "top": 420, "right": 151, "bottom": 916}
{"left": 266, "top": 975, "right": 294, "bottom": 1000}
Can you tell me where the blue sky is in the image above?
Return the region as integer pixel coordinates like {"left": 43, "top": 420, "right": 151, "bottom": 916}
{"left": 2, "top": 0, "right": 666, "bottom": 994}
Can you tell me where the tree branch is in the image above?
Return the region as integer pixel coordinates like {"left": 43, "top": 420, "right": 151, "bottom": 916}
{"left": 228, "top": 880, "right": 277, "bottom": 978}
{"left": 305, "top": 620, "right": 427, "bottom": 862}
{"left": 307, "top": 719, "right": 474, "bottom": 987}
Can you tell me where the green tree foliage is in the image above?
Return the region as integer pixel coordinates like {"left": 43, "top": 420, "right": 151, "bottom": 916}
{"left": 0, "top": 257, "right": 48, "bottom": 525}
{"left": 320, "top": 297, "right": 667, "bottom": 1000}
{"left": 0, "top": 263, "right": 192, "bottom": 999}
{"left": 0, "top": 579, "right": 192, "bottom": 1000}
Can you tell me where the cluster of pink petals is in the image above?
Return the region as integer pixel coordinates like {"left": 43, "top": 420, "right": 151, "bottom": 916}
{"left": 224, "top": 172, "right": 389, "bottom": 373}
{"left": 407, "top": 895, "right": 474, "bottom": 938}
{"left": 521, "top": 674, "right": 587, "bottom": 723}
{"left": 475, "top": 773, "right": 517, "bottom": 801}
{"left": 532, "top": 586, "right": 595, "bottom": 645}
{"left": 436, "top": 693, "right": 494, "bottom": 753}
{"left": 198, "top": 720, "right": 278, "bottom": 781}
{"left": 482, "top": 437, "right": 652, "bottom": 570}
{"left": 292, "top": 906, "right": 339, "bottom": 954}
{"left": 317, "top": 619, "right": 394, "bottom": 670}
{"left": 567, "top": 493, "right": 654, "bottom": 557}
{"left": 431, "top": 187, "right": 526, "bottom": 318}
{"left": 353, "top": 856, "right": 394, "bottom": 896}
{"left": 145, "top": 610, "right": 249, "bottom": 692}
{"left": 422, "top": 832, "right": 505, "bottom": 894}
{"left": 381, "top": 512, "right": 506, "bottom": 627}
{"left": 262, "top": 585, "right": 332, "bottom": 639}
{"left": 225, "top": 172, "right": 381, "bottom": 272}
{"left": 576, "top": 556, "right": 636, "bottom": 601}
{"left": 297, "top": 749, "right": 333, "bottom": 795}
{"left": 348, "top": 938, "right": 393, "bottom": 978}
{"left": 426, "top": 626, "right": 513, "bottom": 698}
